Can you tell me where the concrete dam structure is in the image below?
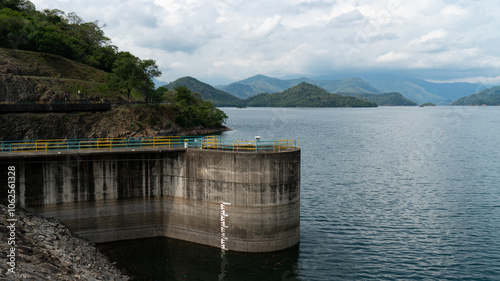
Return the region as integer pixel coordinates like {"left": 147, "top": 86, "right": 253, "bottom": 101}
{"left": 0, "top": 138, "right": 300, "bottom": 252}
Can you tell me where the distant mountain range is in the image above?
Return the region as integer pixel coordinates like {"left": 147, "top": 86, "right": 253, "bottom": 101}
{"left": 164, "top": 77, "right": 414, "bottom": 107}
{"left": 218, "top": 75, "right": 380, "bottom": 99}
{"left": 451, "top": 86, "right": 500, "bottom": 105}
{"left": 360, "top": 75, "right": 486, "bottom": 105}
{"left": 216, "top": 74, "right": 486, "bottom": 105}
{"left": 163, "top": 74, "right": 496, "bottom": 107}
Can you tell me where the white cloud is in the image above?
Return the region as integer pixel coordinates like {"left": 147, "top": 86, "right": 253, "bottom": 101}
{"left": 247, "top": 15, "right": 282, "bottom": 39}
{"left": 416, "top": 29, "right": 448, "bottom": 44}
{"left": 29, "top": 0, "right": 500, "bottom": 85}
{"left": 376, "top": 51, "right": 411, "bottom": 63}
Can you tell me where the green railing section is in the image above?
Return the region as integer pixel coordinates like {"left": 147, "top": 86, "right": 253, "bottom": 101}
{"left": 0, "top": 136, "right": 299, "bottom": 154}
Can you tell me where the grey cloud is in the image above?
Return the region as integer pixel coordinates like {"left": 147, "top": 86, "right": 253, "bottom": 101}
{"left": 290, "top": 1, "right": 335, "bottom": 13}
{"left": 371, "top": 33, "right": 399, "bottom": 41}
{"left": 330, "top": 10, "right": 366, "bottom": 24}
{"left": 29, "top": 0, "right": 500, "bottom": 85}
{"left": 136, "top": 27, "right": 219, "bottom": 54}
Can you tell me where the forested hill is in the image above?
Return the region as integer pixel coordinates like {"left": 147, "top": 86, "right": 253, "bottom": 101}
{"left": 245, "top": 82, "right": 377, "bottom": 107}
{"left": 1, "top": 1, "right": 115, "bottom": 72}
{"left": 164, "top": 77, "right": 244, "bottom": 107}
{"left": 338, "top": 92, "right": 418, "bottom": 106}
{"left": 0, "top": 0, "right": 162, "bottom": 103}
{"left": 451, "top": 86, "right": 500, "bottom": 105}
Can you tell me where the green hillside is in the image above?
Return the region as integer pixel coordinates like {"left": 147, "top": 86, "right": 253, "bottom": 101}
{"left": 245, "top": 82, "right": 377, "bottom": 107}
{"left": 338, "top": 92, "right": 418, "bottom": 106}
{"left": 0, "top": 47, "right": 121, "bottom": 102}
{"left": 451, "top": 86, "right": 500, "bottom": 105}
{"left": 165, "top": 77, "right": 244, "bottom": 107}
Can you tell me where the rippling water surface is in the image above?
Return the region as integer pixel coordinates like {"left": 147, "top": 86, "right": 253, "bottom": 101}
{"left": 99, "top": 106, "right": 500, "bottom": 280}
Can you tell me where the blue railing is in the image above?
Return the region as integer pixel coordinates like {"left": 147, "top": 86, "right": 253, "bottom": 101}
{"left": 0, "top": 136, "right": 299, "bottom": 154}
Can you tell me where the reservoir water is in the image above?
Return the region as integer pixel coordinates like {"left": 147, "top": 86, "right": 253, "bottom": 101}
{"left": 98, "top": 106, "right": 500, "bottom": 280}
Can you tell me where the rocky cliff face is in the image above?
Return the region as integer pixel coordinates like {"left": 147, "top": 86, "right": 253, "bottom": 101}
{"left": 0, "top": 105, "right": 228, "bottom": 141}
{"left": 0, "top": 75, "right": 39, "bottom": 101}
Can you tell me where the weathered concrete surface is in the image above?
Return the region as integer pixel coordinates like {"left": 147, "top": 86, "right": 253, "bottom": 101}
{"left": 0, "top": 148, "right": 300, "bottom": 252}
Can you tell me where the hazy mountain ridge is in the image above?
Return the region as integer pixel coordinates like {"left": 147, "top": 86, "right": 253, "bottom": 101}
{"left": 451, "top": 86, "right": 500, "bottom": 105}
{"left": 166, "top": 75, "right": 496, "bottom": 107}
{"left": 218, "top": 75, "right": 380, "bottom": 99}
{"left": 217, "top": 74, "right": 484, "bottom": 104}
{"left": 166, "top": 77, "right": 411, "bottom": 107}
{"left": 360, "top": 75, "right": 486, "bottom": 105}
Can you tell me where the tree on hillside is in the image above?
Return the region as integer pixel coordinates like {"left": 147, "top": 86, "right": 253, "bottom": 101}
{"left": 0, "top": 1, "right": 163, "bottom": 102}
{"left": 150, "top": 87, "right": 167, "bottom": 104}
{"left": 138, "top": 59, "right": 161, "bottom": 104}
{"left": 172, "top": 86, "right": 227, "bottom": 127}
{"left": 0, "top": 3, "right": 118, "bottom": 71}
{"left": 109, "top": 52, "right": 161, "bottom": 102}
{"left": 0, "top": 0, "right": 34, "bottom": 11}
{"left": 175, "top": 86, "right": 196, "bottom": 106}
{"left": 109, "top": 52, "right": 143, "bottom": 100}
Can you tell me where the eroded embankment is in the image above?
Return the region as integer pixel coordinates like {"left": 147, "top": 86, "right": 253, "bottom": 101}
{"left": 0, "top": 204, "right": 129, "bottom": 280}
{"left": 0, "top": 105, "right": 229, "bottom": 140}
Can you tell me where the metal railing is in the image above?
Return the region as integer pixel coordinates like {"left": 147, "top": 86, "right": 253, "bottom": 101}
{"left": 0, "top": 136, "right": 299, "bottom": 154}
{"left": 200, "top": 137, "right": 299, "bottom": 152}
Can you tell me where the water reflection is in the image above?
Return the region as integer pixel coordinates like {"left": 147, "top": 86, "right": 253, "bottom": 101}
{"left": 98, "top": 237, "right": 300, "bottom": 281}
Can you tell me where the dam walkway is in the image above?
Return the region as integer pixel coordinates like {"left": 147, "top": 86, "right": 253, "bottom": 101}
{"left": 0, "top": 136, "right": 299, "bottom": 156}
{"left": 0, "top": 135, "right": 301, "bottom": 252}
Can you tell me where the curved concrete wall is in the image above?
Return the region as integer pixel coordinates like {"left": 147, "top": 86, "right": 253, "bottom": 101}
{"left": 0, "top": 148, "right": 300, "bottom": 252}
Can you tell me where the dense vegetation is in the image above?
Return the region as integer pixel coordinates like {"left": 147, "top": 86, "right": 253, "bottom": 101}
{"left": 451, "top": 86, "right": 500, "bottom": 105}
{"left": 245, "top": 82, "right": 377, "bottom": 107}
{"left": 0, "top": 0, "right": 160, "bottom": 103}
{"left": 338, "top": 92, "right": 418, "bottom": 106}
{"left": 154, "top": 86, "right": 228, "bottom": 127}
{"left": 1, "top": 0, "right": 114, "bottom": 71}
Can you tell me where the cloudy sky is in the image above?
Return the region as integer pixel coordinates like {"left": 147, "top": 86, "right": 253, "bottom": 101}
{"left": 30, "top": 0, "right": 500, "bottom": 85}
